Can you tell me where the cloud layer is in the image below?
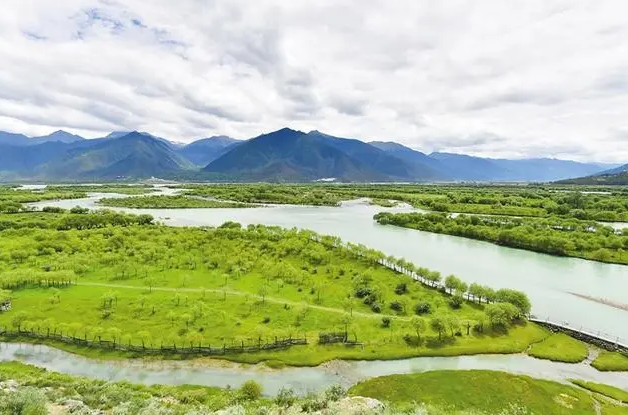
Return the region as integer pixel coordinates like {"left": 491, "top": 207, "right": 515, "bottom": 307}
{"left": 1, "top": 0, "right": 627, "bottom": 161}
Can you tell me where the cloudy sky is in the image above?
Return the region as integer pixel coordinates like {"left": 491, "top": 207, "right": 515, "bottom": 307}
{"left": 1, "top": 0, "right": 627, "bottom": 162}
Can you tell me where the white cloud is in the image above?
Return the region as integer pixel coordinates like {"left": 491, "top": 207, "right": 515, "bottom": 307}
{"left": 1, "top": 0, "right": 627, "bottom": 162}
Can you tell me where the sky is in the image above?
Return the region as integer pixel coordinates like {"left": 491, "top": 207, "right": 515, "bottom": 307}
{"left": 1, "top": 1, "right": 627, "bottom": 162}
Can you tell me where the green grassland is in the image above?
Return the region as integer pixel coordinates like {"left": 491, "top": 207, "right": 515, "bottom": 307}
{"left": 348, "top": 370, "right": 626, "bottom": 415}
{"left": 48, "top": 184, "right": 155, "bottom": 194}
{"left": 527, "top": 333, "right": 589, "bottom": 363}
{"left": 0, "top": 214, "right": 545, "bottom": 364}
{"left": 571, "top": 379, "right": 628, "bottom": 404}
{"left": 592, "top": 352, "right": 628, "bottom": 372}
{"left": 98, "top": 195, "right": 255, "bottom": 209}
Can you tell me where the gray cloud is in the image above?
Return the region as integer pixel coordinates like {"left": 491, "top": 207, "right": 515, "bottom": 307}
{"left": 0, "top": 0, "right": 627, "bottom": 162}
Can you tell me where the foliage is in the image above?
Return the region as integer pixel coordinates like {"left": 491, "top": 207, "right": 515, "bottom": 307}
{"left": 238, "top": 380, "right": 262, "bottom": 401}
{"left": 375, "top": 211, "right": 628, "bottom": 265}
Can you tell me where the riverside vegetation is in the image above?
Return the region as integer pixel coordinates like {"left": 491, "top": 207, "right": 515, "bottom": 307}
{"left": 0, "top": 208, "right": 543, "bottom": 364}
{"left": 3, "top": 362, "right": 627, "bottom": 415}
{"left": 374, "top": 211, "right": 628, "bottom": 265}
{"left": 99, "top": 195, "right": 255, "bottom": 209}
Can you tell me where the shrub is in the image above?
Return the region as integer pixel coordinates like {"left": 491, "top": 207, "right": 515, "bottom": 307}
{"left": 394, "top": 283, "right": 408, "bottom": 295}
{"left": 414, "top": 301, "right": 431, "bottom": 315}
{"left": 355, "top": 287, "right": 371, "bottom": 298}
{"left": 301, "top": 393, "right": 328, "bottom": 412}
{"left": 381, "top": 317, "right": 391, "bottom": 328}
{"left": 389, "top": 301, "right": 404, "bottom": 312}
{"left": 370, "top": 303, "right": 382, "bottom": 313}
{"left": 239, "top": 380, "right": 262, "bottom": 401}
{"left": 275, "top": 387, "right": 296, "bottom": 407}
{"left": 325, "top": 384, "right": 346, "bottom": 402}
{"left": 1, "top": 387, "right": 48, "bottom": 415}
{"left": 449, "top": 295, "right": 464, "bottom": 309}
{"left": 262, "top": 316, "right": 271, "bottom": 324}
{"left": 363, "top": 294, "right": 376, "bottom": 306}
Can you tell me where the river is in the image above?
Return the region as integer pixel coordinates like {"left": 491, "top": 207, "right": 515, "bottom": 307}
{"left": 2, "top": 342, "right": 627, "bottom": 395}
{"left": 29, "top": 192, "right": 628, "bottom": 343}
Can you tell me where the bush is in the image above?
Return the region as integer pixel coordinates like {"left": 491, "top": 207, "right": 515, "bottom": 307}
{"left": 239, "top": 380, "right": 262, "bottom": 401}
{"left": 449, "top": 295, "right": 464, "bottom": 309}
{"left": 370, "top": 303, "right": 382, "bottom": 313}
{"left": 301, "top": 393, "right": 328, "bottom": 412}
{"left": 362, "top": 294, "right": 376, "bottom": 305}
{"left": 389, "top": 301, "right": 404, "bottom": 312}
{"left": 381, "top": 317, "right": 391, "bottom": 328}
{"left": 355, "top": 287, "right": 372, "bottom": 298}
{"left": 1, "top": 387, "right": 48, "bottom": 415}
{"left": 414, "top": 301, "right": 431, "bottom": 315}
{"left": 394, "top": 283, "right": 408, "bottom": 295}
{"left": 325, "top": 384, "right": 346, "bottom": 402}
{"left": 275, "top": 387, "right": 296, "bottom": 407}
{"left": 262, "top": 316, "right": 271, "bottom": 324}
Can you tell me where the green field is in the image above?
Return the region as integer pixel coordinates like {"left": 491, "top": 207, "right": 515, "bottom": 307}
{"left": 592, "top": 352, "right": 628, "bottom": 372}
{"left": 571, "top": 379, "right": 628, "bottom": 404}
{"left": 98, "top": 195, "right": 255, "bottom": 209}
{"left": 348, "top": 370, "right": 622, "bottom": 415}
{"left": 527, "top": 333, "right": 589, "bottom": 363}
{"left": 0, "top": 211, "right": 545, "bottom": 364}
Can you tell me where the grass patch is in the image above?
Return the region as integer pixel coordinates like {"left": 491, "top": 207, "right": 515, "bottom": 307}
{"left": 349, "top": 370, "right": 599, "bottom": 414}
{"left": 98, "top": 195, "right": 255, "bottom": 208}
{"left": 592, "top": 352, "right": 628, "bottom": 372}
{"left": 527, "top": 333, "right": 589, "bottom": 363}
{"left": 571, "top": 379, "right": 628, "bottom": 404}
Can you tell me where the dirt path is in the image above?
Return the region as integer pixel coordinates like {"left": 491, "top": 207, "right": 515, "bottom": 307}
{"left": 77, "top": 281, "right": 409, "bottom": 321}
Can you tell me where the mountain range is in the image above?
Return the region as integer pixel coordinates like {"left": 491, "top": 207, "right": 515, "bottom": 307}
{"left": 556, "top": 163, "right": 628, "bottom": 185}
{"left": 0, "top": 128, "right": 621, "bottom": 182}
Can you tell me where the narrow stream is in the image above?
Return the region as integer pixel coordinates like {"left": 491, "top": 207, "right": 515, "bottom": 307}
{"left": 2, "top": 343, "right": 627, "bottom": 395}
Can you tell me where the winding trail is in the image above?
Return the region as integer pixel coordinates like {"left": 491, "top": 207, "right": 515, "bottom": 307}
{"left": 77, "top": 281, "right": 408, "bottom": 321}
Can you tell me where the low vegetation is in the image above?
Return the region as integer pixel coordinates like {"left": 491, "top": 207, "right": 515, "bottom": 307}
{"left": 527, "top": 333, "right": 589, "bottom": 363}
{"left": 348, "top": 370, "right": 618, "bottom": 415}
{"left": 181, "top": 183, "right": 628, "bottom": 222}
{"left": 375, "top": 212, "right": 628, "bottom": 265}
{"left": 592, "top": 351, "right": 628, "bottom": 372}
{"left": 98, "top": 195, "right": 255, "bottom": 209}
{"left": 571, "top": 379, "right": 628, "bottom": 404}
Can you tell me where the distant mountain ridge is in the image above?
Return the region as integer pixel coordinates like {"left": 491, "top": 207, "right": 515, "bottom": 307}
{"left": 0, "top": 128, "right": 621, "bottom": 182}
{"left": 556, "top": 163, "right": 628, "bottom": 185}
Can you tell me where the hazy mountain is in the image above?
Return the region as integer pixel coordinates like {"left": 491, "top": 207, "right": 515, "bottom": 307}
{"left": 308, "top": 131, "right": 417, "bottom": 180}
{"left": 557, "top": 163, "right": 628, "bottom": 185}
{"left": 204, "top": 128, "right": 386, "bottom": 181}
{"left": 30, "top": 130, "right": 84, "bottom": 144}
{"left": 38, "top": 132, "right": 192, "bottom": 180}
{"left": 430, "top": 152, "right": 507, "bottom": 181}
{"left": 178, "top": 136, "right": 241, "bottom": 166}
{"left": 0, "top": 131, "right": 29, "bottom": 146}
{"left": 370, "top": 141, "right": 449, "bottom": 180}
{"left": 429, "top": 152, "right": 610, "bottom": 181}
{"left": 0, "top": 142, "right": 71, "bottom": 179}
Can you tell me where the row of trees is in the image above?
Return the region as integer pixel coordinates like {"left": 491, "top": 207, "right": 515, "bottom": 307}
{"left": 375, "top": 211, "right": 628, "bottom": 265}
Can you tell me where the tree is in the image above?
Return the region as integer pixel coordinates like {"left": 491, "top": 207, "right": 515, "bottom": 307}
{"left": 445, "top": 314, "right": 460, "bottom": 337}
{"left": 495, "top": 289, "right": 531, "bottom": 317}
{"left": 180, "top": 313, "right": 192, "bottom": 328}
{"left": 166, "top": 311, "right": 177, "bottom": 326}
{"left": 108, "top": 327, "right": 122, "bottom": 346}
{"left": 144, "top": 277, "right": 156, "bottom": 293}
{"left": 342, "top": 296, "right": 354, "bottom": 316}
{"left": 445, "top": 275, "right": 460, "bottom": 295}
{"left": 138, "top": 330, "right": 151, "bottom": 348}
{"left": 340, "top": 313, "right": 353, "bottom": 335}
{"left": 11, "top": 311, "right": 28, "bottom": 332}
{"left": 258, "top": 285, "right": 268, "bottom": 304}
{"left": 485, "top": 303, "right": 518, "bottom": 329}
{"left": 239, "top": 380, "right": 262, "bottom": 401}
{"left": 430, "top": 315, "right": 446, "bottom": 341}
{"left": 410, "top": 316, "right": 426, "bottom": 344}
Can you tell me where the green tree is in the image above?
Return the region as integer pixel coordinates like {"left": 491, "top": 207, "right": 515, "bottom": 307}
{"left": 239, "top": 380, "right": 262, "bottom": 401}
{"left": 430, "top": 315, "right": 446, "bottom": 341}
{"left": 11, "top": 311, "right": 28, "bottom": 332}
{"left": 410, "top": 316, "right": 426, "bottom": 344}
